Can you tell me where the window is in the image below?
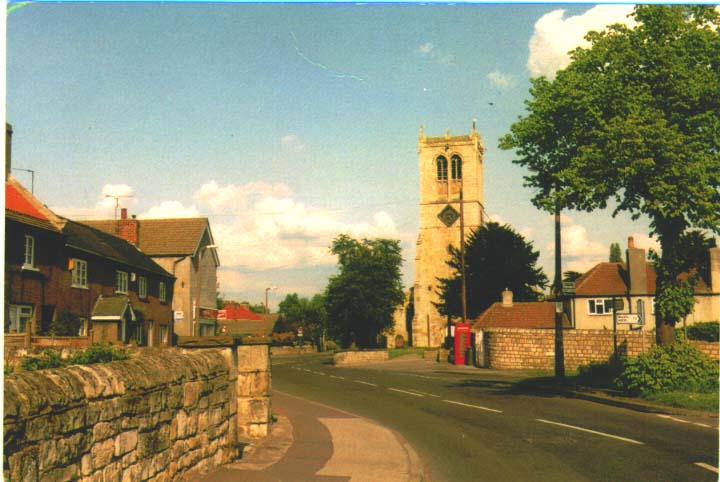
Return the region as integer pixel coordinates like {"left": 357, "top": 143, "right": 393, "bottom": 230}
{"left": 23, "top": 235, "right": 36, "bottom": 269}
{"left": 159, "top": 282, "right": 167, "bottom": 303}
{"left": 71, "top": 259, "right": 88, "bottom": 288}
{"left": 588, "top": 298, "right": 614, "bottom": 315}
{"left": 451, "top": 155, "right": 462, "bottom": 180}
{"left": 116, "top": 271, "right": 128, "bottom": 294}
{"left": 159, "top": 325, "right": 169, "bottom": 344}
{"left": 436, "top": 156, "right": 448, "bottom": 180}
{"left": 78, "top": 318, "right": 88, "bottom": 337}
{"left": 139, "top": 276, "right": 147, "bottom": 299}
{"left": 7, "top": 305, "right": 33, "bottom": 333}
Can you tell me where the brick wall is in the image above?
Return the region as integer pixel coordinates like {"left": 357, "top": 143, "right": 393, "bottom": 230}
{"left": 333, "top": 349, "right": 389, "bottom": 365}
{"left": 3, "top": 345, "right": 272, "bottom": 481}
{"left": 481, "top": 328, "right": 718, "bottom": 371}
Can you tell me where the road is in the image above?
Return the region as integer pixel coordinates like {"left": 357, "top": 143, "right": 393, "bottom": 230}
{"left": 271, "top": 353, "right": 718, "bottom": 482}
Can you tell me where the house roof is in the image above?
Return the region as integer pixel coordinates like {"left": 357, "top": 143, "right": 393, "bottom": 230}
{"left": 5, "top": 176, "right": 64, "bottom": 233}
{"left": 82, "top": 218, "right": 214, "bottom": 259}
{"left": 63, "top": 219, "right": 173, "bottom": 278}
{"left": 223, "top": 304, "right": 263, "bottom": 321}
{"left": 473, "top": 302, "right": 571, "bottom": 330}
{"left": 92, "top": 295, "right": 134, "bottom": 320}
{"left": 574, "top": 261, "right": 711, "bottom": 295}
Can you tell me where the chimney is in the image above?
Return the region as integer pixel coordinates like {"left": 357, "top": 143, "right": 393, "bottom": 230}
{"left": 626, "top": 237, "right": 647, "bottom": 295}
{"left": 5, "top": 123, "right": 13, "bottom": 181}
{"left": 117, "top": 212, "right": 139, "bottom": 246}
{"left": 502, "top": 288, "right": 513, "bottom": 307}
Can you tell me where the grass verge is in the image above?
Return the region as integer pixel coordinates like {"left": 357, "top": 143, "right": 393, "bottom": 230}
{"left": 388, "top": 347, "right": 426, "bottom": 359}
{"left": 640, "top": 390, "right": 719, "bottom": 412}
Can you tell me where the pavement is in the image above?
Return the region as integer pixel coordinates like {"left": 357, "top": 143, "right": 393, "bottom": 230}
{"left": 200, "top": 390, "right": 424, "bottom": 482}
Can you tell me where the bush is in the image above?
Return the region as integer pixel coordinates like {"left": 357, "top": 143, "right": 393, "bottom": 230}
{"left": 20, "top": 349, "right": 64, "bottom": 371}
{"left": 271, "top": 332, "right": 296, "bottom": 346}
{"left": 615, "top": 342, "right": 719, "bottom": 395}
{"left": 68, "top": 344, "right": 128, "bottom": 365}
{"left": 686, "top": 322, "right": 720, "bottom": 342}
{"left": 576, "top": 358, "right": 625, "bottom": 389}
{"left": 324, "top": 340, "right": 339, "bottom": 351}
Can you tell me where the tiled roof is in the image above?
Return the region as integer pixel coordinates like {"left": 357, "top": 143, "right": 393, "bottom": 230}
{"left": 573, "top": 261, "right": 711, "bottom": 295}
{"left": 5, "top": 177, "right": 63, "bottom": 232}
{"left": 82, "top": 218, "right": 211, "bottom": 257}
{"left": 63, "top": 220, "right": 173, "bottom": 278}
{"left": 223, "top": 304, "right": 263, "bottom": 321}
{"left": 473, "top": 302, "right": 571, "bottom": 330}
{"left": 92, "top": 295, "right": 133, "bottom": 319}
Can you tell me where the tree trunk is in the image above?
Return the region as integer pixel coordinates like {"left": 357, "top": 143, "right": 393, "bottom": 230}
{"left": 656, "top": 314, "right": 675, "bottom": 345}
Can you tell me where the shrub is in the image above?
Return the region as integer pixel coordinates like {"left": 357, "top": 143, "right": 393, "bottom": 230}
{"left": 20, "top": 349, "right": 64, "bottom": 371}
{"left": 576, "top": 358, "right": 625, "bottom": 389}
{"left": 686, "top": 321, "right": 720, "bottom": 342}
{"left": 324, "top": 340, "right": 339, "bottom": 351}
{"left": 68, "top": 344, "right": 129, "bottom": 365}
{"left": 615, "top": 342, "right": 719, "bottom": 395}
{"left": 271, "top": 332, "right": 296, "bottom": 346}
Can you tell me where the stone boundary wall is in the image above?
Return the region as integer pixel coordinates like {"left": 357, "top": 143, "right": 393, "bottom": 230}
{"left": 270, "top": 345, "right": 317, "bottom": 356}
{"left": 333, "top": 350, "right": 389, "bottom": 365}
{"left": 3, "top": 347, "right": 271, "bottom": 481}
{"left": 688, "top": 340, "right": 719, "bottom": 360}
{"left": 481, "top": 328, "right": 719, "bottom": 371}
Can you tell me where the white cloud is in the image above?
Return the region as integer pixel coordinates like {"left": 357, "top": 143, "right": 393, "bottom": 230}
{"left": 546, "top": 214, "right": 608, "bottom": 272}
{"left": 281, "top": 134, "right": 306, "bottom": 152}
{"left": 417, "top": 42, "right": 454, "bottom": 65}
{"left": 53, "top": 183, "right": 138, "bottom": 219}
{"left": 629, "top": 232, "right": 660, "bottom": 254}
{"left": 528, "top": 5, "right": 635, "bottom": 78}
{"left": 487, "top": 70, "right": 513, "bottom": 88}
{"left": 139, "top": 201, "right": 200, "bottom": 219}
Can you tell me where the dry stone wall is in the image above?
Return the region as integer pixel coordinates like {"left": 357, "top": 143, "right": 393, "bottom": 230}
{"left": 333, "top": 350, "right": 389, "bottom": 365}
{"left": 3, "top": 348, "right": 251, "bottom": 482}
{"left": 481, "top": 328, "right": 718, "bottom": 370}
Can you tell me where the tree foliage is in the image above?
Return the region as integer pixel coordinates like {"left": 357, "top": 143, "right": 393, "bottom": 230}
{"left": 276, "top": 293, "right": 327, "bottom": 342}
{"left": 609, "top": 243, "right": 623, "bottom": 263}
{"left": 435, "top": 222, "right": 547, "bottom": 319}
{"left": 325, "top": 235, "right": 404, "bottom": 348}
{"left": 500, "top": 6, "right": 720, "bottom": 344}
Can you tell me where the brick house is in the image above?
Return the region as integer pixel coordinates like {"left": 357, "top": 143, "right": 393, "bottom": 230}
{"left": 473, "top": 289, "right": 570, "bottom": 330}
{"left": 569, "top": 237, "right": 719, "bottom": 330}
{"left": 83, "top": 215, "right": 219, "bottom": 336}
{"left": 5, "top": 175, "right": 175, "bottom": 347}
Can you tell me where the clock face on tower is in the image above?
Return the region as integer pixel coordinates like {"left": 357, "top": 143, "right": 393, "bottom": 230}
{"left": 438, "top": 204, "right": 460, "bottom": 227}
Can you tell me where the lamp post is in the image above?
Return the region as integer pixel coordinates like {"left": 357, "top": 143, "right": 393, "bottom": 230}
{"left": 265, "top": 286, "right": 277, "bottom": 314}
{"left": 195, "top": 244, "right": 218, "bottom": 336}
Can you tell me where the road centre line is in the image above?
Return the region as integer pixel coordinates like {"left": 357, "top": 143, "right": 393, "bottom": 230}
{"left": 407, "top": 390, "right": 441, "bottom": 398}
{"left": 310, "top": 371, "right": 326, "bottom": 376}
{"left": 694, "top": 462, "right": 719, "bottom": 473}
{"left": 329, "top": 375, "right": 345, "bottom": 380}
{"left": 693, "top": 422, "right": 711, "bottom": 428}
{"left": 354, "top": 380, "right": 378, "bottom": 387}
{"left": 389, "top": 388, "right": 425, "bottom": 397}
{"left": 442, "top": 400, "right": 502, "bottom": 413}
{"left": 536, "top": 419, "right": 643, "bottom": 445}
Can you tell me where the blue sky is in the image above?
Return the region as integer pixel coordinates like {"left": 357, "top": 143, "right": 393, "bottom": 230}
{"left": 6, "top": 3, "right": 660, "bottom": 308}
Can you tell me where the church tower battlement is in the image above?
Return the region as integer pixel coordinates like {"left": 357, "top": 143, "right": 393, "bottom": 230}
{"left": 412, "top": 123, "right": 485, "bottom": 347}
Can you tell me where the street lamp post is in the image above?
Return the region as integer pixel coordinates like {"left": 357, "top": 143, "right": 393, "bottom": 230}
{"left": 195, "top": 244, "right": 218, "bottom": 336}
{"left": 265, "top": 286, "right": 277, "bottom": 314}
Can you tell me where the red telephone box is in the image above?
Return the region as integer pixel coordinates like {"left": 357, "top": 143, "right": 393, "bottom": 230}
{"left": 454, "top": 322, "right": 472, "bottom": 365}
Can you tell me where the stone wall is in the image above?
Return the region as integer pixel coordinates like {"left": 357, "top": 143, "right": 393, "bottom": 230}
{"left": 333, "top": 350, "right": 389, "bottom": 365}
{"left": 481, "top": 328, "right": 718, "bottom": 371}
{"left": 3, "top": 346, "right": 272, "bottom": 481}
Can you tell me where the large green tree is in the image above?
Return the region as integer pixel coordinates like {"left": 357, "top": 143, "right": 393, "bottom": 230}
{"left": 276, "top": 293, "right": 327, "bottom": 342}
{"left": 609, "top": 243, "right": 623, "bottom": 263}
{"left": 435, "top": 222, "right": 548, "bottom": 319}
{"left": 500, "top": 6, "right": 720, "bottom": 344}
{"left": 325, "top": 235, "right": 404, "bottom": 348}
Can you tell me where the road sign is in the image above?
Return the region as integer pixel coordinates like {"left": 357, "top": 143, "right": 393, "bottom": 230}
{"left": 616, "top": 313, "right": 641, "bottom": 324}
{"left": 298, "top": 327, "right": 304, "bottom": 337}
{"left": 562, "top": 281, "right": 576, "bottom": 295}
{"left": 174, "top": 311, "right": 184, "bottom": 321}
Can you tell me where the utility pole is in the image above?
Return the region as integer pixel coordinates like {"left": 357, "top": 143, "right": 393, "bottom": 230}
{"left": 460, "top": 172, "right": 467, "bottom": 326}
{"left": 105, "top": 195, "right": 134, "bottom": 220}
{"left": 12, "top": 168, "right": 34, "bottom": 194}
{"left": 554, "top": 208, "right": 565, "bottom": 380}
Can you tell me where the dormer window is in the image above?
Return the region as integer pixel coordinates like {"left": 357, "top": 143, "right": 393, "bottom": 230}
{"left": 436, "top": 156, "right": 448, "bottom": 180}
{"left": 451, "top": 155, "right": 462, "bottom": 180}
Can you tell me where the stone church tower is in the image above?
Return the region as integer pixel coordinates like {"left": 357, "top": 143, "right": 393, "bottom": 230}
{"left": 411, "top": 124, "right": 485, "bottom": 347}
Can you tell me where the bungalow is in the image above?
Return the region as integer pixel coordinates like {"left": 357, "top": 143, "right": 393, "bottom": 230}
{"left": 473, "top": 289, "right": 570, "bottom": 330}
{"left": 569, "top": 237, "right": 719, "bottom": 330}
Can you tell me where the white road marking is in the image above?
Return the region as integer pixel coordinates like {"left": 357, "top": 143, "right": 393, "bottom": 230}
{"left": 657, "top": 414, "right": 712, "bottom": 427}
{"left": 406, "top": 390, "right": 441, "bottom": 398}
{"left": 311, "top": 371, "right": 326, "bottom": 376}
{"left": 389, "top": 388, "right": 424, "bottom": 397}
{"left": 302, "top": 369, "right": 313, "bottom": 372}
{"left": 695, "top": 462, "right": 719, "bottom": 473}
{"left": 329, "top": 375, "right": 345, "bottom": 380}
{"left": 442, "top": 400, "right": 502, "bottom": 413}
{"left": 354, "top": 380, "right": 378, "bottom": 387}
{"left": 536, "top": 419, "right": 643, "bottom": 445}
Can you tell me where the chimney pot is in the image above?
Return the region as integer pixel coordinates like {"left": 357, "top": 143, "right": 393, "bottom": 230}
{"left": 502, "top": 289, "right": 513, "bottom": 307}
{"left": 121, "top": 208, "right": 128, "bottom": 220}
{"left": 628, "top": 236, "right": 635, "bottom": 249}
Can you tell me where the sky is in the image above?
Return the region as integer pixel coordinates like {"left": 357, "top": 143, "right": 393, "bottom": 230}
{"left": 5, "top": 2, "right": 667, "bottom": 309}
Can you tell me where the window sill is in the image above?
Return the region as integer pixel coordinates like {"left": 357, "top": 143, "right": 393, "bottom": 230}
{"left": 72, "top": 285, "right": 89, "bottom": 290}
{"left": 21, "top": 265, "right": 39, "bottom": 272}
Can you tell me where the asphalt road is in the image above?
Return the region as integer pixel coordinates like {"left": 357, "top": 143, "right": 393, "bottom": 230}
{"left": 271, "top": 353, "right": 718, "bottom": 482}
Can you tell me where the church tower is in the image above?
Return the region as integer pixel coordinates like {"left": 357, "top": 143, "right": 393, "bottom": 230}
{"left": 412, "top": 123, "right": 485, "bottom": 347}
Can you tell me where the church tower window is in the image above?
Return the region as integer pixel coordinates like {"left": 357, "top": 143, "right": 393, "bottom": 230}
{"left": 451, "top": 155, "right": 462, "bottom": 180}
{"left": 436, "top": 156, "right": 448, "bottom": 180}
